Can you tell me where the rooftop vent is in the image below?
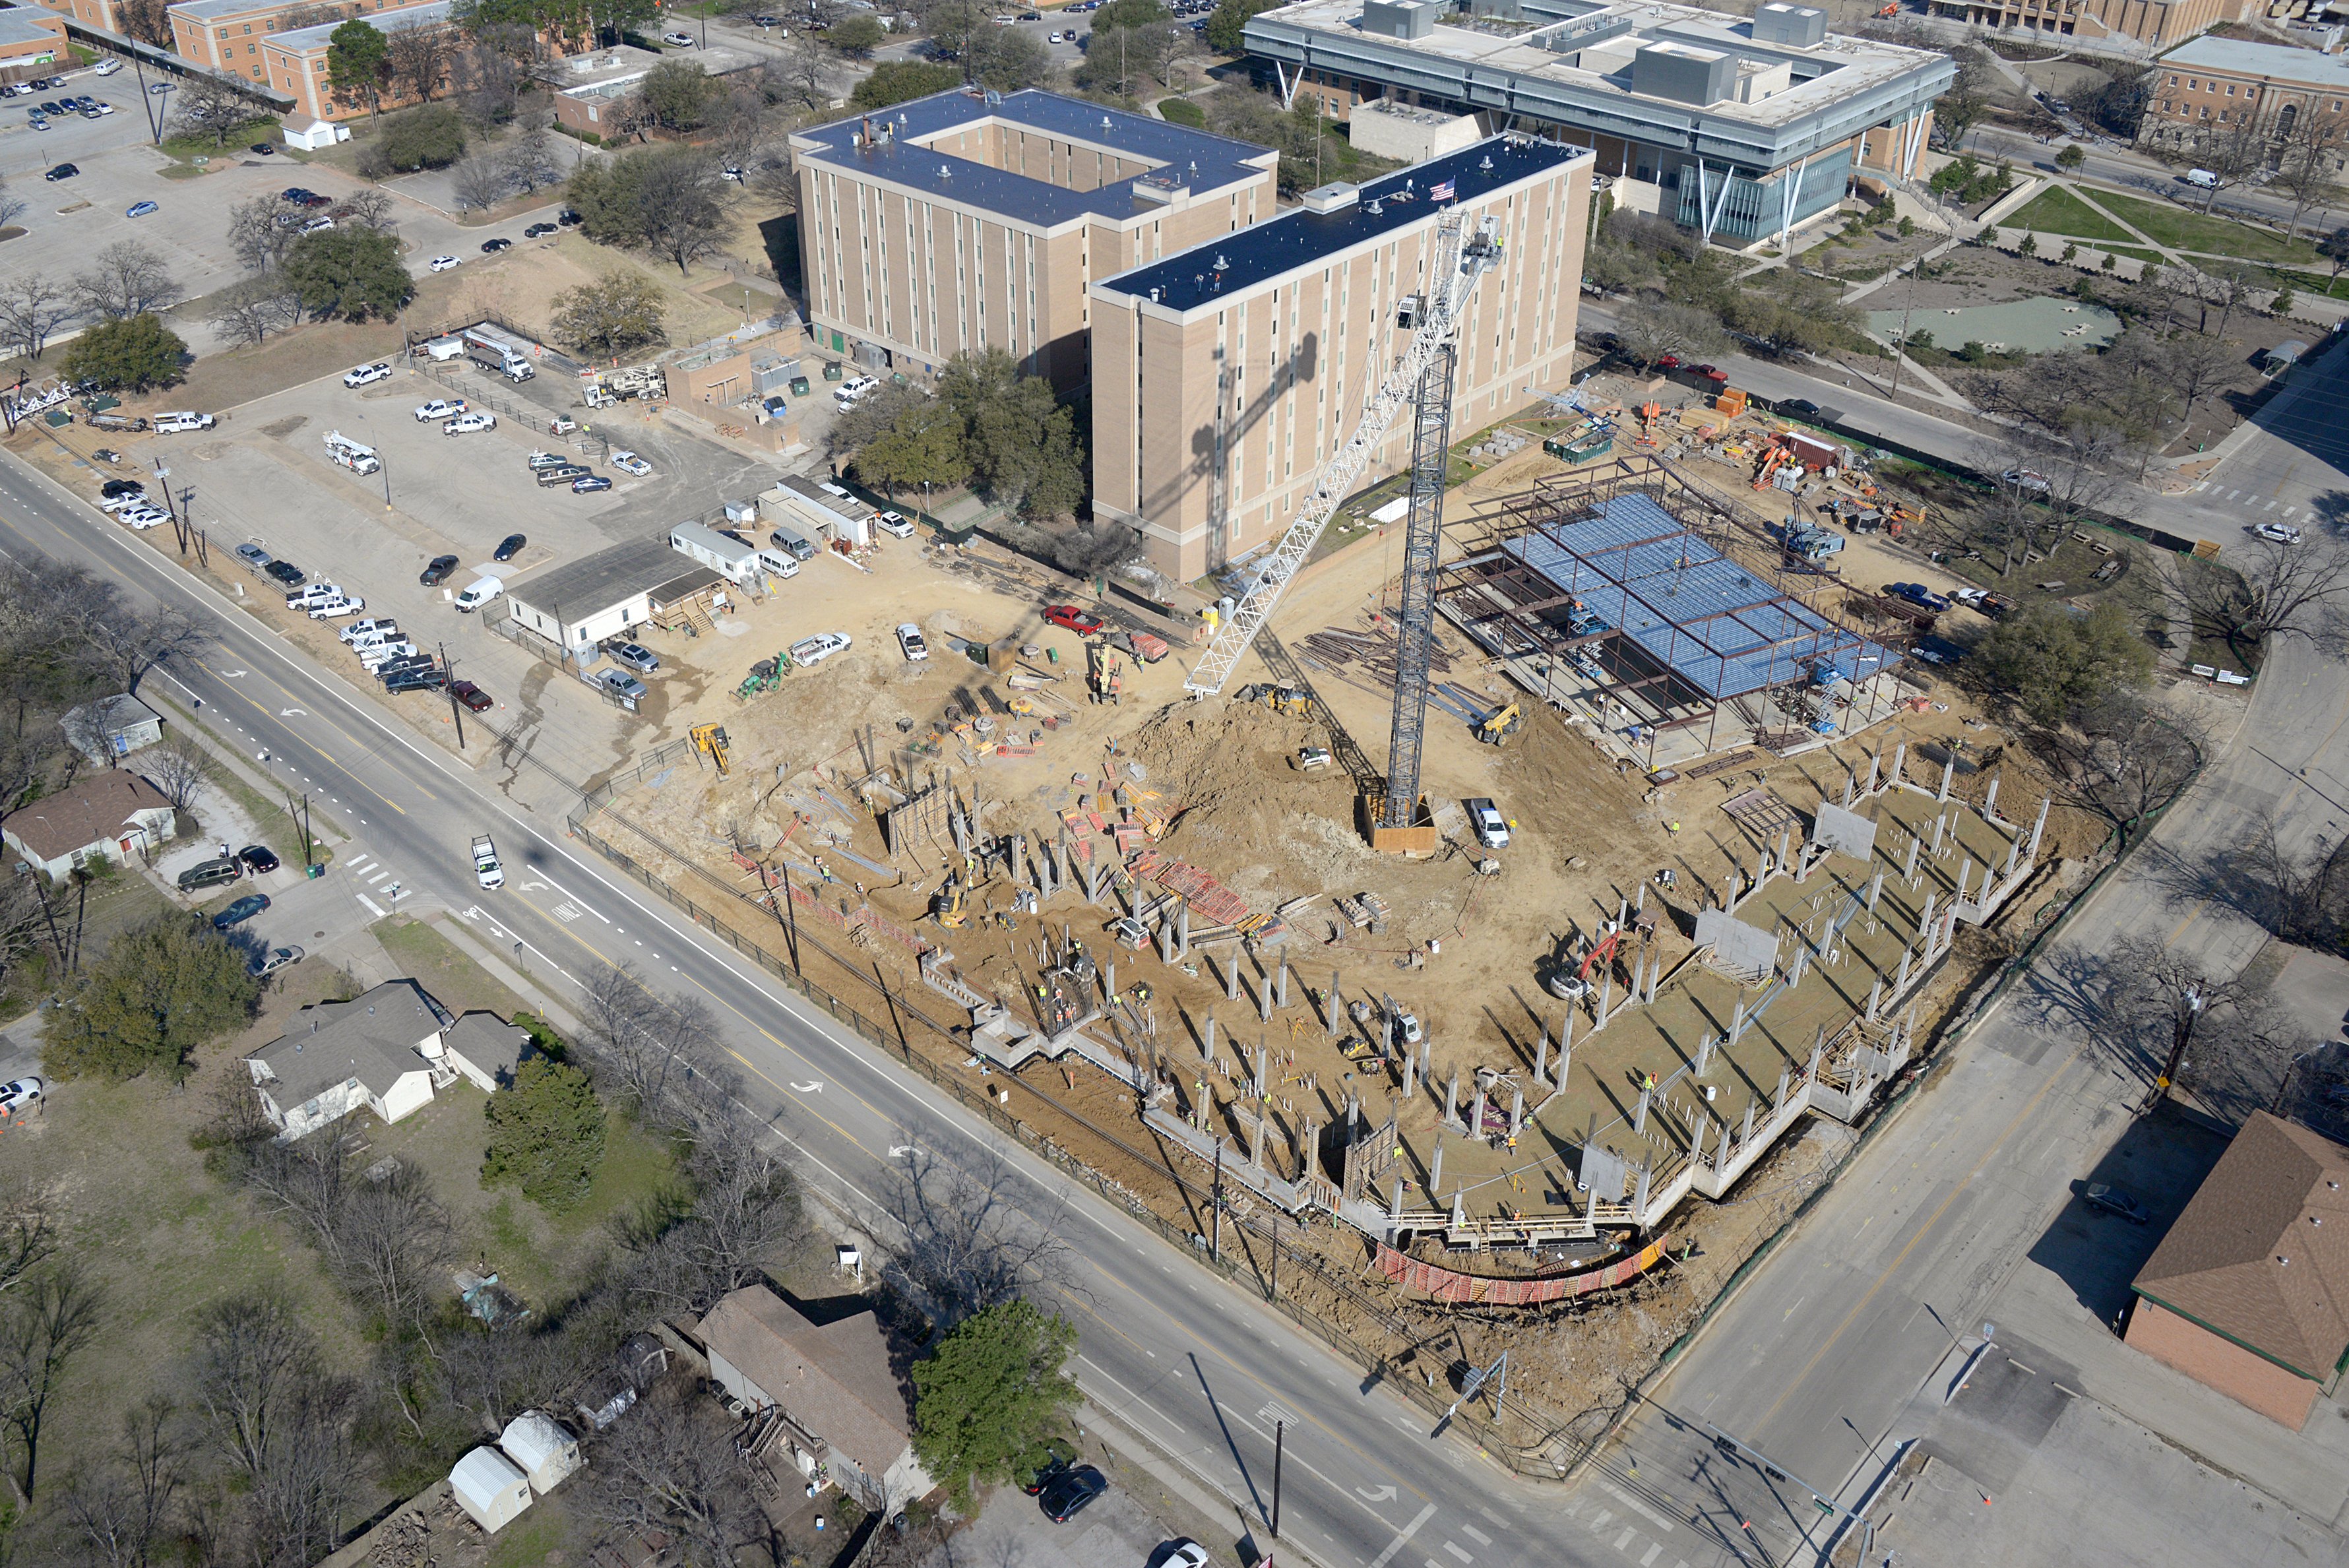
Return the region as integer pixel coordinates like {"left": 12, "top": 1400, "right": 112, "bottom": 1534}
{"left": 1301, "top": 181, "right": 1361, "bottom": 213}
{"left": 1751, "top": 2, "right": 1827, "bottom": 47}
{"left": 1360, "top": 0, "right": 1438, "bottom": 39}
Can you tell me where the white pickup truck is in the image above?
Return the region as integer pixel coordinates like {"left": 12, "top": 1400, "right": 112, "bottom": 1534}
{"left": 470, "top": 834, "right": 504, "bottom": 889}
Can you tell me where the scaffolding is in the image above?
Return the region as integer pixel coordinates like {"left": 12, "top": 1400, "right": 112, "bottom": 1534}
{"left": 1439, "top": 458, "right": 1904, "bottom": 768}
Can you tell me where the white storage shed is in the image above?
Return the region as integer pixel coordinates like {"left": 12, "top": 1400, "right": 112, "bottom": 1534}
{"left": 449, "top": 1447, "right": 533, "bottom": 1533}
{"left": 670, "top": 521, "right": 764, "bottom": 587}
{"left": 498, "top": 1410, "right": 583, "bottom": 1494}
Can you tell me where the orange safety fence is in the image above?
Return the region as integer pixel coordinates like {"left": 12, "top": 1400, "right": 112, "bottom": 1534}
{"left": 1375, "top": 1236, "right": 1674, "bottom": 1304}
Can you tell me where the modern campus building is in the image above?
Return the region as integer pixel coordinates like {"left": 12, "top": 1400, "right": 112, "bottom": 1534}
{"left": 1926, "top": 0, "right": 2251, "bottom": 49}
{"left": 1242, "top": 0, "right": 1951, "bottom": 247}
{"left": 790, "top": 88, "right": 1280, "bottom": 391}
{"left": 1090, "top": 133, "right": 1592, "bottom": 579}
{"left": 2141, "top": 35, "right": 2349, "bottom": 164}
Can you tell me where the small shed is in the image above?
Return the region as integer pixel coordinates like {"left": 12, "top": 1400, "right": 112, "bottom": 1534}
{"left": 60, "top": 693, "right": 163, "bottom": 763}
{"left": 449, "top": 1447, "right": 532, "bottom": 1533}
{"left": 2263, "top": 340, "right": 2309, "bottom": 378}
{"left": 282, "top": 115, "right": 350, "bottom": 150}
{"left": 670, "top": 521, "right": 764, "bottom": 587}
{"left": 497, "top": 1410, "right": 582, "bottom": 1493}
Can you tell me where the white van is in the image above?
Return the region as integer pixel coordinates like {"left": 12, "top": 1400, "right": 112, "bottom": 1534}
{"left": 2185, "top": 168, "right": 2219, "bottom": 189}
{"left": 154, "top": 411, "right": 215, "bottom": 433}
{"left": 453, "top": 575, "right": 503, "bottom": 612}
{"left": 755, "top": 548, "right": 801, "bottom": 580}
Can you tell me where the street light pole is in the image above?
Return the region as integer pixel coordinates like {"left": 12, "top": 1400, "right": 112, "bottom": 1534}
{"left": 2148, "top": 982, "right": 2205, "bottom": 1112}
{"left": 440, "top": 642, "right": 465, "bottom": 748}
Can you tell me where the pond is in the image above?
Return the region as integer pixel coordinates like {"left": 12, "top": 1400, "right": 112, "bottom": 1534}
{"left": 1867, "top": 296, "right": 2121, "bottom": 355}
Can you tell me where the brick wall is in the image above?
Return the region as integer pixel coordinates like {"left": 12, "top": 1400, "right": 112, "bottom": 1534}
{"left": 2125, "top": 1296, "right": 2320, "bottom": 1429}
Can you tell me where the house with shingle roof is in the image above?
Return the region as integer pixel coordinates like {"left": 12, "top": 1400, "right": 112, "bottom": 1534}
{"left": 2127, "top": 1112, "right": 2349, "bottom": 1428}
{"left": 2, "top": 772, "right": 176, "bottom": 881}
{"left": 695, "top": 1285, "right": 931, "bottom": 1511}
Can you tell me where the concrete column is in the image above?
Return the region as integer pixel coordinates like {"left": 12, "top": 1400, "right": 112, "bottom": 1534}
{"left": 1788, "top": 945, "right": 1809, "bottom": 986}
{"left": 1633, "top": 1163, "right": 1652, "bottom": 1216}
{"left": 1635, "top": 881, "right": 1646, "bottom": 913}
{"left": 1203, "top": 1012, "right": 1216, "bottom": 1061}
{"left": 1931, "top": 812, "right": 1947, "bottom": 853}
{"left": 1469, "top": 1088, "right": 1487, "bottom": 1139}
{"left": 1919, "top": 891, "right": 1937, "bottom": 945}
{"left": 1226, "top": 956, "right": 1240, "bottom": 1002}
{"left": 1778, "top": 829, "right": 1793, "bottom": 875}
{"left": 1159, "top": 922, "right": 1175, "bottom": 962}
{"left": 1255, "top": 1045, "right": 1268, "bottom": 1096}
{"left": 1646, "top": 947, "right": 1663, "bottom": 1003}
{"left": 1402, "top": 1050, "right": 1418, "bottom": 1100}
{"left": 1251, "top": 1113, "right": 1266, "bottom": 1170}
{"left": 1329, "top": 970, "right": 1342, "bottom": 1036}
{"left": 1807, "top": 1034, "right": 1825, "bottom": 1081}
{"left": 1561, "top": 1007, "right": 1577, "bottom": 1057}
{"left": 1983, "top": 774, "right": 2000, "bottom": 821}
{"left": 1105, "top": 960, "right": 1116, "bottom": 1002}
{"left": 1865, "top": 749, "right": 1881, "bottom": 797}
{"left": 1445, "top": 1069, "right": 1460, "bottom": 1127}
{"left": 1730, "top": 998, "right": 1747, "bottom": 1047}
{"left": 1598, "top": 970, "right": 1614, "bottom": 1026}
{"left": 1635, "top": 1081, "right": 1651, "bottom": 1134}
{"left": 1695, "top": 1032, "right": 1715, "bottom": 1075}
{"left": 1177, "top": 903, "right": 1191, "bottom": 956}
{"left": 1904, "top": 836, "right": 1921, "bottom": 879}
{"left": 1868, "top": 871, "right": 1883, "bottom": 912}
{"left": 1509, "top": 1089, "right": 1523, "bottom": 1139}
{"left": 1866, "top": 978, "right": 1883, "bottom": 1023}
{"left": 1775, "top": 1065, "right": 1792, "bottom": 1108}
{"left": 1451, "top": 1193, "right": 1466, "bottom": 1232}
{"left": 1534, "top": 1031, "right": 1550, "bottom": 1088}
{"left": 1955, "top": 859, "right": 1972, "bottom": 908}
{"left": 1843, "top": 771, "right": 1855, "bottom": 807}
{"left": 2028, "top": 795, "right": 2050, "bottom": 862}
{"left": 1275, "top": 960, "right": 1290, "bottom": 1011}
{"left": 1258, "top": 975, "right": 1272, "bottom": 1023}
{"left": 1891, "top": 741, "right": 1907, "bottom": 789}
{"left": 1937, "top": 755, "right": 1954, "bottom": 802}
{"left": 2005, "top": 835, "right": 2022, "bottom": 877}
{"left": 1390, "top": 1179, "right": 1403, "bottom": 1226}
{"left": 1897, "top": 946, "right": 1913, "bottom": 992}
{"left": 1429, "top": 1138, "right": 1444, "bottom": 1198}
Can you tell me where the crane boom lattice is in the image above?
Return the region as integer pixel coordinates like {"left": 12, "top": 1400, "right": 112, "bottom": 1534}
{"left": 1183, "top": 210, "right": 1502, "bottom": 698}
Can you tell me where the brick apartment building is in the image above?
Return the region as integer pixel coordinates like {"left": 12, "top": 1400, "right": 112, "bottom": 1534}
{"left": 2141, "top": 35, "right": 2349, "bottom": 168}
{"left": 790, "top": 88, "right": 1280, "bottom": 392}
{"left": 2128, "top": 1112, "right": 2349, "bottom": 1429}
{"left": 1924, "top": 0, "right": 2250, "bottom": 49}
{"left": 1089, "top": 133, "right": 1591, "bottom": 580}
{"left": 257, "top": 0, "right": 453, "bottom": 121}
{"left": 0, "top": 3, "right": 66, "bottom": 80}
{"left": 166, "top": 0, "right": 419, "bottom": 80}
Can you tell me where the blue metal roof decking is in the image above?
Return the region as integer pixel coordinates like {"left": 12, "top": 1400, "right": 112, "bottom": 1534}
{"left": 1499, "top": 492, "right": 1896, "bottom": 699}
{"left": 1096, "top": 135, "right": 1584, "bottom": 313}
{"left": 794, "top": 88, "right": 1274, "bottom": 229}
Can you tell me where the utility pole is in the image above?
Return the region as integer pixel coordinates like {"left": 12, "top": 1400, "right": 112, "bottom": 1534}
{"left": 2146, "top": 982, "right": 2205, "bottom": 1112}
{"left": 1267, "top": 1419, "right": 1285, "bottom": 1566}
{"left": 1211, "top": 1139, "right": 1224, "bottom": 1265}
{"left": 440, "top": 643, "right": 465, "bottom": 748}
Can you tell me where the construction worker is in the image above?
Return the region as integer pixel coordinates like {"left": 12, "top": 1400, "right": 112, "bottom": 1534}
{"left": 1665, "top": 820, "right": 1682, "bottom": 836}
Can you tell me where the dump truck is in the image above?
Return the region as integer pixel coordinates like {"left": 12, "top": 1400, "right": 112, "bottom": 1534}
{"left": 470, "top": 834, "right": 504, "bottom": 889}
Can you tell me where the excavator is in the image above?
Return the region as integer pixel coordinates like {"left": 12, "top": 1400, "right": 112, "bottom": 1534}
{"left": 928, "top": 871, "right": 968, "bottom": 928}
{"left": 1237, "top": 682, "right": 1313, "bottom": 718}
{"left": 689, "top": 723, "right": 730, "bottom": 776}
{"left": 1474, "top": 704, "right": 1523, "bottom": 746}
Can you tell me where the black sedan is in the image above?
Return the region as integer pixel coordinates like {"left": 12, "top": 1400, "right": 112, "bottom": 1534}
{"left": 1038, "top": 1465, "right": 1107, "bottom": 1523}
{"left": 42, "top": 162, "right": 76, "bottom": 181}
{"left": 493, "top": 532, "right": 526, "bottom": 561}
{"left": 237, "top": 844, "right": 280, "bottom": 874}
{"left": 212, "top": 893, "right": 270, "bottom": 930}
{"left": 249, "top": 142, "right": 275, "bottom": 154}
{"left": 480, "top": 237, "right": 513, "bottom": 253}
{"left": 263, "top": 560, "right": 305, "bottom": 588}
{"left": 100, "top": 478, "right": 144, "bottom": 498}
{"left": 1778, "top": 398, "right": 1822, "bottom": 421}
{"left": 420, "top": 554, "right": 460, "bottom": 585}
{"left": 523, "top": 221, "right": 558, "bottom": 237}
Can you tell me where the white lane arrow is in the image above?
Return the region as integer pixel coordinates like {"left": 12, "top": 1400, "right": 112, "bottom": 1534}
{"left": 889, "top": 1145, "right": 915, "bottom": 1158}
{"left": 1356, "top": 1485, "right": 1398, "bottom": 1503}
{"left": 221, "top": 670, "right": 247, "bottom": 677}
{"left": 790, "top": 1081, "right": 823, "bottom": 1094}
{"left": 279, "top": 708, "right": 306, "bottom": 716}
{"left": 522, "top": 880, "right": 553, "bottom": 892}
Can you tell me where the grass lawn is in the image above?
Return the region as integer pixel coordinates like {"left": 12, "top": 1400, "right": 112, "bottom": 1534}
{"left": 376, "top": 914, "right": 532, "bottom": 1022}
{"left": 160, "top": 118, "right": 282, "bottom": 163}
{"left": 2007, "top": 186, "right": 2137, "bottom": 245}
{"left": 2086, "top": 191, "right": 2319, "bottom": 264}
{"left": 1157, "top": 96, "right": 1206, "bottom": 127}
{"left": 2267, "top": 266, "right": 2349, "bottom": 301}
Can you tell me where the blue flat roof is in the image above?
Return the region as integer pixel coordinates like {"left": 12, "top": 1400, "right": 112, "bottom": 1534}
{"left": 1096, "top": 135, "right": 1584, "bottom": 313}
{"left": 1501, "top": 492, "right": 1896, "bottom": 699}
{"left": 794, "top": 89, "right": 1272, "bottom": 230}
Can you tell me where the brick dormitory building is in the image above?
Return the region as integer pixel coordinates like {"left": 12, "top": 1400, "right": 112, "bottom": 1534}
{"left": 2139, "top": 35, "right": 2349, "bottom": 170}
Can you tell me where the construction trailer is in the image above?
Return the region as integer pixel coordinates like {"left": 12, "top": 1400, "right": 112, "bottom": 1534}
{"left": 1437, "top": 458, "right": 1906, "bottom": 767}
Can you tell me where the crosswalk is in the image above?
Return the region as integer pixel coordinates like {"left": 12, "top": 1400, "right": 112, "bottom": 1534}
{"left": 2187, "top": 481, "right": 2297, "bottom": 518}
{"left": 341, "top": 848, "right": 411, "bottom": 916}
{"left": 1558, "top": 1480, "right": 1701, "bottom": 1568}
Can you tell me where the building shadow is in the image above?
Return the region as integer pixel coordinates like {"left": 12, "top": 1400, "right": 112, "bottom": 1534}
{"left": 2020, "top": 1102, "right": 2229, "bottom": 1323}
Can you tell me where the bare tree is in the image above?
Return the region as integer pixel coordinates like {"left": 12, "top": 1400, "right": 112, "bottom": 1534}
{"left": 385, "top": 18, "right": 457, "bottom": 106}
{"left": 2160, "top": 329, "right": 2244, "bottom": 431}
{"left": 771, "top": 37, "right": 832, "bottom": 110}
{"left": 582, "top": 1383, "right": 760, "bottom": 1568}
{"left": 0, "top": 1261, "right": 105, "bottom": 1499}
{"left": 239, "top": 1133, "right": 355, "bottom": 1266}
{"left": 2235, "top": 817, "right": 2349, "bottom": 951}
{"left": 0, "top": 1179, "right": 51, "bottom": 1300}
{"left": 450, "top": 154, "right": 513, "bottom": 213}
{"left": 53, "top": 1397, "right": 184, "bottom": 1568}
{"left": 2096, "top": 933, "right": 2296, "bottom": 1119}
{"left": 882, "top": 1139, "right": 1075, "bottom": 1325}
{"left": 171, "top": 75, "right": 265, "bottom": 148}
{"left": 628, "top": 1113, "right": 806, "bottom": 1316}
{"left": 143, "top": 733, "right": 217, "bottom": 812}
{"left": 635, "top": 152, "right": 730, "bottom": 275}
{"left": 0, "top": 175, "right": 25, "bottom": 233}
{"left": 336, "top": 187, "right": 397, "bottom": 230}
{"left": 225, "top": 195, "right": 303, "bottom": 274}
{"left": 330, "top": 1159, "right": 454, "bottom": 1335}
{"left": 1616, "top": 301, "right": 1724, "bottom": 369}
{"left": 2148, "top": 113, "right": 2268, "bottom": 212}
{"left": 72, "top": 242, "right": 185, "bottom": 323}
{"left": 2043, "top": 689, "right": 2208, "bottom": 846}
{"left": 579, "top": 963, "right": 724, "bottom": 1129}
{"left": 73, "top": 602, "right": 203, "bottom": 697}
{"left": 2179, "top": 536, "right": 2349, "bottom": 656}
{"left": 436, "top": 1321, "right": 573, "bottom": 1436}
{"left": 2267, "top": 102, "right": 2349, "bottom": 234}
{"left": 499, "top": 123, "right": 561, "bottom": 193}
{"left": 208, "top": 274, "right": 303, "bottom": 350}
{"left": 0, "top": 276, "right": 72, "bottom": 360}
{"left": 189, "top": 1292, "right": 317, "bottom": 1486}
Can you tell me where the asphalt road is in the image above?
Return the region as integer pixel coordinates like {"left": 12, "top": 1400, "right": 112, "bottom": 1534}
{"left": 1961, "top": 123, "right": 2346, "bottom": 241}
{"left": 0, "top": 450, "right": 1631, "bottom": 1568}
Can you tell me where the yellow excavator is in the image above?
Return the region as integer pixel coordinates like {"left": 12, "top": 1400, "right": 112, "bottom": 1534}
{"left": 1239, "top": 682, "right": 1313, "bottom": 717}
{"left": 929, "top": 871, "right": 968, "bottom": 927}
{"left": 690, "top": 722, "right": 731, "bottom": 775}
{"left": 1474, "top": 705, "right": 1522, "bottom": 746}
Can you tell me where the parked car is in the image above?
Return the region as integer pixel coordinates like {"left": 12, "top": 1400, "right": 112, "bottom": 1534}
{"left": 413, "top": 398, "right": 466, "bottom": 421}
{"left": 480, "top": 237, "right": 512, "bottom": 253}
{"left": 661, "top": 28, "right": 697, "bottom": 43}
{"left": 383, "top": 667, "right": 447, "bottom": 693}
{"left": 420, "top": 554, "right": 460, "bottom": 585}
{"left": 596, "top": 668, "right": 648, "bottom": 701}
{"left": 429, "top": 254, "right": 461, "bottom": 271}
{"left": 42, "top": 162, "right": 75, "bottom": 181}
{"left": 0, "top": 1077, "right": 43, "bottom": 1115}
{"left": 2084, "top": 1183, "right": 2152, "bottom": 1224}
{"left": 100, "top": 478, "right": 145, "bottom": 500}
{"left": 176, "top": 858, "right": 241, "bottom": 892}
{"left": 125, "top": 199, "right": 158, "bottom": 218}
{"left": 263, "top": 560, "right": 305, "bottom": 588}
{"left": 1466, "top": 798, "right": 1511, "bottom": 848}
{"left": 571, "top": 474, "right": 612, "bottom": 493}
{"left": 307, "top": 597, "right": 363, "bottom": 619}
{"left": 895, "top": 622, "right": 928, "bottom": 661}
{"left": 557, "top": 208, "right": 582, "bottom": 226}
{"left": 790, "top": 632, "right": 852, "bottom": 666}
{"left": 250, "top": 945, "right": 305, "bottom": 976}
{"left": 874, "top": 509, "right": 915, "bottom": 538}
{"left": 1044, "top": 604, "right": 1104, "bottom": 635}
{"left": 606, "top": 640, "right": 660, "bottom": 673}
{"left": 2251, "top": 521, "right": 2303, "bottom": 544}
{"left": 342, "top": 360, "right": 392, "bottom": 387}
{"left": 443, "top": 411, "right": 497, "bottom": 435}
{"left": 1778, "top": 398, "right": 1821, "bottom": 420}
{"left": 235, "top": 542, "right": 272, "bottom": 572}
{"left": 523, "top": 221, "right": 558, "bottom": 237}
{"left": 2000, "top": 468, "right": 2051, "bottom": 495}
{"left": 610, "top": 451, "right": 652, "bottom": 476}
{"left": 484, "top": 534, "right": 523, "bottom": 563}
{"left": 212, "top": 893, "right": 270, "bottom": 930}
{"left": 832, "top": 375, "right": 880, "bottom": 402}
{"left": 1022, "top": 1453, "right": 1072, "bottom": 1495}
{"left": 1884, "top": 582, "right": 1952, "bottom": 613}
{"left": 451, "top": 679, "right": 494, "bottom": 712}
{"left": 249, "top": 141, "right": 274, "bottom": 153}
{"left": 299, "top": 215, "right": 334, "bottom": 234}
{"left": 1037, "top": 1466, "right": 1107, "bottom": 1523}
{"left": 238, "top": 844, "right": 281, "bottom": 874}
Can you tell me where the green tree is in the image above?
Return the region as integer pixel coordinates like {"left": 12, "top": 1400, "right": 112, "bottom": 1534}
{"left": 1092, "top": 0, "right": 1166, "bottom": 26}
{"left": 565, "top": 146, "right": 728, "bottom": 272}
{"left": 855, "top": 399, "right": 970, "bottom": 499}
{"left": 59, "top": 313, "right": 186, "bottom": 393}
{"left": 482, "top": 1057, "right": 608, "bottom": 1211}
{"left": 550, "top": 268, "right": 670, "bottom": 358}
{"left": 823, "top": 12, "right": 886, "bottom": 54}
{"left": 1975, "top": 600, "right": 2153, "bottom": 726}
{"left": 1203, "top": 0, "right": 1278, "bottom": 52}
{"left": 327, "top": 18, "right": 392, "bottom": 117}
{"left": 43, "top": 914, "right": 258, "bottom": 1082}
{"left": 2053, "top": 143, "right": 2085, "bottom": 172}
{"left": 936, "top": 348, "right": 1084, "bottom": 518}
{"left": 640, "top": 58, "right": 721, "bottom": 129}
{"left": 282, "top": 227, "right": 413, "bottom": 320}
{"left": 850, "top": 60, "right": 960, "bottom": 111}
{"left": 912, "top": 1300, "right": 1079, "bottom": 1509}
{"left": 375, "top": 103, "right": 469, "bottom": 171}
{"left": 2322, "top": 225, "right": 2349, "bottom": 281}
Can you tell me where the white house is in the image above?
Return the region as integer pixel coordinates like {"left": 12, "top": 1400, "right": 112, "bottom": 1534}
{"left": 695, "top": 1284, "right": 933, "bottom": 1512}
{"left": 243, "top": 986, "right": 527, "bottom": 1139}
{"left": 1, "top": 771, "right": 176, "bottom": 880}
{"left": 60, "top": 693, "right": 164, "bottom": 764}
{"left": 281, "top": 115, "right": 350, "bottom": 150}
